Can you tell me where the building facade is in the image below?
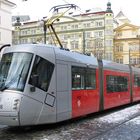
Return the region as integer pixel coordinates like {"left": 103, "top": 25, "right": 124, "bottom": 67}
{"left": 114, "top": 23, "right": 140, "bottom": 67}
{"left": 0, "top": 0, "right": 15, "bottom": 47}
{"left": 12, "top": 2, "right": 114, "bottom": 61}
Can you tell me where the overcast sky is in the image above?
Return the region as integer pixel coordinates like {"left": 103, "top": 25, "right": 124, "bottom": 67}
{"left": 11, "top": 0, "right": 140, "bottom": 25}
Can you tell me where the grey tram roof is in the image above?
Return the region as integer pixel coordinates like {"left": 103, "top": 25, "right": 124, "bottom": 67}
{"left": 4, "top": 44, "right": 130, "bottom": 72}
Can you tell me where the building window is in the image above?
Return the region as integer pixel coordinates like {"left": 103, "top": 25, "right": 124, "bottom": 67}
{"left": 60, "top": 34, "right": 67, "bottom": 40}
{"left": 116, "top": 32, "right": 122, "bottom": 37}
{"left": 21, "top": 38, "right": 28, "bottom": 44}
{"left": 62, "top": 42, "right": 68, "bottom": 49}
{"left": 116, "top": 46, "right": 123, "bottom": 52}
{"left": 85, "top": 32, "right": 91, "bottom": 38}
{"left": 94, "top": 31, "right": 103, "bottom": 37}
{"left": 30, "top": 38, "right": 36, "bottom": 43}
{"left": 129, "top": 44, "right": 139, "bottom": 51}
{"left": 132, "top": 31, "right": 137, "bottom": 36}
{"left": 95, "top": 21, "right": 103, "bottom": 27}
{"left": 61, "top": 26, "right": 67, "bottom": 31}
{"left": 130, "top": 57, "right": 140, "bottom": 65}
{"left": 71, "top": 34, "right": 79, "bottom": 40}
{"left": 105, "top": 29, "right": 113, "bottom": 35}
{"left": 116, "top": 58, "right": 123, "bottom": 64}
{"left": 30, "top": 29, "right": 36, "bottom": 35}
{"left": 71, "top": 41, "right": 79, "bottom": 49}
{"left": 95, "top": 40, "right": 103, "bottom": 48}
{"left": 71, "top": 24, "right": 78, "bottom": 29}
{"left": 72, "top": 66, "right": 96, "bottom": 90}
{"left": 83, "top": 23, "right": 91, "bottom": 28}
{"left": 94, "top": 51, "right": 103, "bottom": 59}
{"left": 85, "top": 41, "right": 92, "bottom": 49}
{"left": 105, "top": 40, "right": 113, "bottom": 46}
{"left": 105, "top": 53, "right": 112, "bottom": 60}
{"left": 106, "top": 75, "right": 128, "bottom": 93}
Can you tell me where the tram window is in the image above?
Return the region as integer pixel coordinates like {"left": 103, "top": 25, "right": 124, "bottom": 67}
{"left": 29, "top": 56, "right": 54, "bottom": 92}
{"left": 134, "top": 75, "right": 140, "bottom": 87}
{"left": 107, "top": 75, "right": 128, "bottom": 93}
{"left": 72, "top": 66, "right": 96, "bottom": 90}
{"left": 0, "top": 53, "right": 33, "bottom": 92}
{"left": 72, "top": 67, "right": 85, "bottom": 90}
{"left": 85, "top": 69, "right": 96, "bottom": 89}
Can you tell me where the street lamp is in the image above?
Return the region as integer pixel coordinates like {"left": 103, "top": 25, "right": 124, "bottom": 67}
{"left": 43, "top": 20, "right": 47, "bottom": 44}
{"left": 129, "top": 48, "right": 131, "bottom": 65}
{"left": 83, "top": 31, "right": 85, "bottom": 54}
{"left": 39, "top": 17, "right": 47, "bottom": 44}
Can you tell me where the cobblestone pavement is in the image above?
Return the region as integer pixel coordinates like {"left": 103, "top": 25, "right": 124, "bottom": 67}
{"left": 0, "top": 104, "right": 140, "bottom": 140}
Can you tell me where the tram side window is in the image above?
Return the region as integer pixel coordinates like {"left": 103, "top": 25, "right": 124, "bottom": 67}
{"left": 134, "top": 75, "right": 140, "bottom": 87}
{"left": 29, "top": 56, "right": 54, "bottom": 92}
{"left": 85, "top": 69, "right": 96, "bottom": 89}
{"left": 107, "top": 75, "right": 128, "bottom": 93}
{"left": 72, "top": 66, "right": 96, "bottom": 90}
{"left": 72, "top": 67, "right": 85, "bottom": 90}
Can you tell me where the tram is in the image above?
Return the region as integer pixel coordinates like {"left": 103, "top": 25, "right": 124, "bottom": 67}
{"left": 0, "top": 44, "right": 139, "bottom": 126}
{"left": 0, "top": 4, "right": 140, "bottom": 126}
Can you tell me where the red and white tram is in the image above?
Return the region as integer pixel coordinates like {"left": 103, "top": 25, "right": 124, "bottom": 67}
{"left": 0, "top": 44, "right": 139, "bottom": 126}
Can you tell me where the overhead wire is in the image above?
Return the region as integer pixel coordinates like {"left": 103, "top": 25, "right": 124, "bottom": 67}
{"left": 61, "top": 0, "right": 97, "bottom": 21}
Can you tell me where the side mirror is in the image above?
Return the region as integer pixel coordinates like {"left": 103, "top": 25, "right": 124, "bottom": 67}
{"left": 30, "top": 74, "right": 39, "bottom": 92}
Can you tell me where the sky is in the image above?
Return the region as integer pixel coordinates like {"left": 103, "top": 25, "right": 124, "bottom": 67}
{"left": 11, "top": 0, "right": 140, "bottom": 25}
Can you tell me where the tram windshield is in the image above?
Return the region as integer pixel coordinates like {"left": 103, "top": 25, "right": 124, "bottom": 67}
{"left": 0, "top": 52, "right": 33, "bottom": 91}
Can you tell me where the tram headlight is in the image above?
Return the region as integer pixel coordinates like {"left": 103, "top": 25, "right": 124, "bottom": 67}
{"left": 13, "top": 99, "right": 20, "bottom": 111}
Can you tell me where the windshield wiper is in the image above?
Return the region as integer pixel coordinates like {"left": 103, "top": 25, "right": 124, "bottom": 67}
{"left": 0, "top": 77, "right": 17, "bottom": 91}
{"left": 0, "top": 64, "right": 25, "bottom": 91}
{"left": 0, "top": 75, "right": 19, "bottom": 91}
{"left": 16, "top": 64, "right": 25, "bottom": 88}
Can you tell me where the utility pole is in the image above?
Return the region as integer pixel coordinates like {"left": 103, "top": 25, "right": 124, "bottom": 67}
{"left": 129, "top": 48, "right": 131, "bottom": 65}
{"left": 41, "top": 19, "right": 47, "bottom": 44}
{"left": 83, "top": 31, "right": 85, "bottom": 54}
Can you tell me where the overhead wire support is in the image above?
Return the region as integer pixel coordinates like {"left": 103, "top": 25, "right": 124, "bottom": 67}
{"left": 49, "top": 4, "right": 78, "bottom": 13}
{"left": 45, "top": 4, "right": 79, "bottom": 49}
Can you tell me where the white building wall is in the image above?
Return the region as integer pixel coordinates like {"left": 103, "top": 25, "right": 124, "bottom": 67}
{"left": 0, "top": 0, "right": 15, "bottom": 46}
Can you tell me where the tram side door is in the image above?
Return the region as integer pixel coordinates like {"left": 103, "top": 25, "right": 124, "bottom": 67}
{"left": 56, "top": 62, "right": 71, "bottom": 122}
{"left": 20, "top": 55, "right": 57, "bottom": 125}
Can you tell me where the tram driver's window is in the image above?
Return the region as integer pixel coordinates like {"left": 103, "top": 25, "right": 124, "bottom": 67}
{"left": 29, "top": 56, "right": 54, "bottom": 91}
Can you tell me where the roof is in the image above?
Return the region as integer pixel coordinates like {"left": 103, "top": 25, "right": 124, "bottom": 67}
{"left": 114, "top": 23, "right": 140, "bottom": 31}
{"left": 74, "top": 11, "right": 106, "bottom": 17}
{"left": 3, "top": 44, "right": 131, "bottom": 72}
{"left": 115, "top": 11, "right": 125, "bottom": 18}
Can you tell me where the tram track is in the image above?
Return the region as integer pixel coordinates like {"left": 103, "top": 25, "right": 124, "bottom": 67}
{"left": 89, "top": 107, "right": 140, "bottom": 140}
{"left": 0, "top": 104, "right": 140, "bottom": 140}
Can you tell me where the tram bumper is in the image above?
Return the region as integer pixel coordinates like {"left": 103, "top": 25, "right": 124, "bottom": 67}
{"left": 0, "top": 91, "right": 21, "bottom": 126}
{"left": 0, "top": 111, "right": 19, "bottom": 126}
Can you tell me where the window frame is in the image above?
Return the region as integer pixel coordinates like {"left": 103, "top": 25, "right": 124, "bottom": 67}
{"left": 29, "top": 55, "right": 54, "bottom": 92}
{"left": 72, "top": 66, "right": 96, "bottom": 90}
{"left": 134, "top": 75, "right": 140, "bottom": 87}
{"left": 106, "top": 75, "right": 128, "bottom": 93}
